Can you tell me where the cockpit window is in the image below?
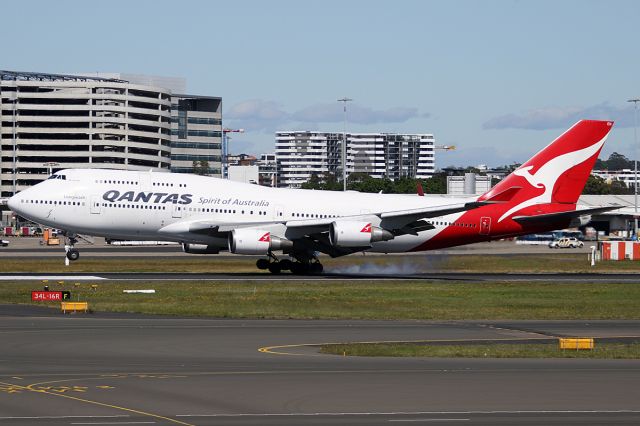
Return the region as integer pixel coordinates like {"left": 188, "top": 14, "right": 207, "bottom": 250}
{"left": 47, "top": 174, "right": 66, "bottom": 180}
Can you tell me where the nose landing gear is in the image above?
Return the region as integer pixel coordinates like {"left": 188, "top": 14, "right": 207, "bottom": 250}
{"left": 64, "top": 235, "right": 80, "bottom": 264}
{"left": 66, "top": 247, "right": 80, "bottom": 261}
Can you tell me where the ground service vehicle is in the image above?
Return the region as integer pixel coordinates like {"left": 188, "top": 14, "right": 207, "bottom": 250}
{"left": 549, "top": 237, "right": 584, "bottom": 248}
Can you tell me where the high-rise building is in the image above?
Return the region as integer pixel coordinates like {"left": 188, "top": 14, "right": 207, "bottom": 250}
{"left": 0, "top": 70, "right": 222, "bottom": 197}
{"left": 274, "top": 131, "right": 435, "bottom": 188}
{"left": 0, "top": 71, "right": 172, "bottom": 197}
{"left": 84, "top": 74, "right": 223, "bottom": 176}
{"left": 170, "top": 94, "right": 222, "bottom": 175}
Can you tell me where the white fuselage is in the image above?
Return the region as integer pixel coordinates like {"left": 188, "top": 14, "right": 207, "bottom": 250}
{"left": 9, "top": 169, "right": 475, "bottom": 253}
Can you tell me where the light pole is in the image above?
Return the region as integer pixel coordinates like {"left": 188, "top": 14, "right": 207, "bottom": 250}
{"left": 628, "top": 98, "right": 640, "bottom": 238}
{"left": 337, "top": 97, "right": 352, "bottom": 191}
{"left": 222, "top": 128, "right": 244, "bottom": 179}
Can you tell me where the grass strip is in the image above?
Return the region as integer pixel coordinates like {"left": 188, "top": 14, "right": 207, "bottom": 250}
{"left": 2, "top": 280, "right": 640, "bottom": 320}
{"left": 1, "top": 253, "right": 640, "bottom": 273}
{"left": 319, "top": 342, "right": 640, "bottom": 359}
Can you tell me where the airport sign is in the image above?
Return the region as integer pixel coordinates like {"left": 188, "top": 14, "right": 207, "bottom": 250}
{"left": 31, "top": 291, "right": 71, "bottom": 301}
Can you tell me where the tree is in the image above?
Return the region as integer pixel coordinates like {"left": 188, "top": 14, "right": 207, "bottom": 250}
{"left": 192, "top": 160, "right": 210, "bottom": 176}
{"left": 583, "top": 175, "right": 609, "bottom": 194}
{"left": 301, "top": 173, "right": 322, "bottom": 190}
{"left": 421, "top": 172, "right": 447, "bottom": 194}
{"left": 610, "top": 179, "right": 633, "bottom": 195}
{"left": 596, "top": 152, "right": 634, "bottom": 170}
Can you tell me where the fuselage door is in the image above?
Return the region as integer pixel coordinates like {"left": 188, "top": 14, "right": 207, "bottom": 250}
{"left": 90, "top": 196, "right": 101, "bottom": 214}
{"left": 138, "top": 172, "right": 151, "bottom": 191}
{"left": 273, "top": 205, "right": 284, "bottom": 221}
{"left": 172, "top": 203, "right": 182, "bottom": 218}
{"left": 479, "top": 216, "right": 491, "bottom": 235}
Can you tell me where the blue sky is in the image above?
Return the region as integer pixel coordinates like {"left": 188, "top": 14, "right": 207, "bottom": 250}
{"left": 2, "top": 0, "right": 639, "bottom": 168}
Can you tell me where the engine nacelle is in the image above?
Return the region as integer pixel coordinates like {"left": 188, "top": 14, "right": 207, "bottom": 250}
{"left": 228, "top": 228, "right": 293, "bottom": 255}
{"left": 182, "top": 243, "right": 220, "bottom": 254}
{"left": 329, "top": 221, "right": 394, "bottom": 248}
{"left": 569, "top": 214, "right": 592, "bottom": 228}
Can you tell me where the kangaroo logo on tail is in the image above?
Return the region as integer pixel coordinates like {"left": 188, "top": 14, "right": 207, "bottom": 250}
{"left": 498, "top": 131, "right": 609, "bottom": 223}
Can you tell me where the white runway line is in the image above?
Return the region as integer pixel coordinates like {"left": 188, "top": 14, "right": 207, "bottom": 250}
{"left": 176, "top": 409, "right": 640, "bottom": 417}
{"left": 0, "top": 415, "right": 130, "bottom": 420}
{"left": 0, "top": 275, "right": 107, "bottom": 281}
{"left": 388, "top": 420, "right": 469, "bottom": 423}
{"left": 71, "top": 423, "right": 155, "bottom": 425}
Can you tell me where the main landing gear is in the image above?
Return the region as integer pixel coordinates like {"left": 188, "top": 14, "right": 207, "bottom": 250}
{"left": 256, "top": 253, "right": 323, "bottom": 275}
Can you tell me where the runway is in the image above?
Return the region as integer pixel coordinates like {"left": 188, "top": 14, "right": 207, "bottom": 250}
{"left": 1, "top": 307, "right": 640, "bottom": 425}
{"left": 1, "top": 271, "right": 639, "bottom": 282}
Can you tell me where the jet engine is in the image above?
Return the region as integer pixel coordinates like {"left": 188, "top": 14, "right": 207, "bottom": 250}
{"left": 329, "top": 221, "right": 394, "bottom": 248}
{"left": 569, "top": 214, "right": 592, "bottom": 228}
{"left": 228, "top": 228, "right": 293, "bottom": 255}
{"left": 182, "top": 243, "right": 221, "bottom": 254}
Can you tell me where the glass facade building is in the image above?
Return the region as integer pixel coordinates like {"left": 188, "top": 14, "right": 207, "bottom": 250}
{"left": 170, "top": 95, "right": 222, "bottom": 175}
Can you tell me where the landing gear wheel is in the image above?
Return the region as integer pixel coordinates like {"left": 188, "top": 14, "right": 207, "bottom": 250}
{"left": 290, "top": 262, "right": 310, "bottom": 275}
{"left": 310, "top": 262, "right": 323, "bottom": 274}
{"left": 279, "top": 259, "right": 293, "bottom": 271}
{"left": 268, "top": 262, "right": 282, "bottom": 274}
{"left": 256, "top": 258, "right": 270, "bottom": 270}
{"left": 66, "top": 248, "right": 80, "bottom": 261}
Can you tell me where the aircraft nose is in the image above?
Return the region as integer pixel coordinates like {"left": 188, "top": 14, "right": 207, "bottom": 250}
{"left": 7, "top": 192, "right": 21, "bottom": 214}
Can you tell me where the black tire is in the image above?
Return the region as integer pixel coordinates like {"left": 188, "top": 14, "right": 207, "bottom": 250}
{"left": 268, "top": 262, "right": 282, "bottom": 274}
{"left": 256, "top": 258, "right": 270, "bottom": 270}
{"left": 310, "top": 263, "right": 323, "bottom": 274}
{"left": 66, "top": 249, "right": 80, "bottom": 261}
{"left": 279, "top": 259, "right": 293, "bottom": 271}
{"left": 290, "top": 262, "right": 310, "bottom": 275}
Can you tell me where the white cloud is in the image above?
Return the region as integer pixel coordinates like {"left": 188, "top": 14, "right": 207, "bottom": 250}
{"left": 225, "top": 99, "right": 290, "bottom": 132}
{"left": 225, "top": 99, "right": 426, "bottom": 132}
{"left": 291, "top": 103, "right": 423, "bottom": 124}
{"left": 483, "top": 102, "right": 636, "bottom": 130}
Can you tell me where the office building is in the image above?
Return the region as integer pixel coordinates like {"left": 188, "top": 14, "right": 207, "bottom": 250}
{"left": 275, "top": 131, "right": 435, "bottom": 188}
{"left": 0, "top": 70, "right": 172, "bottom": 197}
{"left": 0, "top": 70, "right": 222, "bottom": 198}
{"left": 592, "top": 169, "right": 639, "bottom": 189}
{"left": 257, "top": 153, "right": 278, "bottom": 187}
{"left": 170, "top": 94, "right": 222, "bottom": 175}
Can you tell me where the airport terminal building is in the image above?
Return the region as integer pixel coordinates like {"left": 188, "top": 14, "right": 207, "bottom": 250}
{"left": 0, "top": 70, "right": 221, "bottom": 198}
{"left": 275, "top": 131, "right": 435, "bottom": 188}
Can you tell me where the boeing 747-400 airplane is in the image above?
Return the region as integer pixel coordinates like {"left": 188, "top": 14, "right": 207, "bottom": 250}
{"left": 8, "top": 120, "right": 620, "bottom": 274}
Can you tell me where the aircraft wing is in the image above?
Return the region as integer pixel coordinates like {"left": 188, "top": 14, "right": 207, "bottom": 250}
{"left": 158, "top": 200, "right": 488, "bottom": 256}
{"left": 512, "top": 205, "right": 622, "bottom": 224}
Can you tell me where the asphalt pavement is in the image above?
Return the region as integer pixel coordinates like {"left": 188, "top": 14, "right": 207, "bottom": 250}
{"left": 1, "top": 308, "right": 640, "bottom": 425}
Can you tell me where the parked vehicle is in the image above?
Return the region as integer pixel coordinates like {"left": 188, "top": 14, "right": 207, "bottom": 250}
{"left": 549, "top": 237, "right": 584, "bottom": 249}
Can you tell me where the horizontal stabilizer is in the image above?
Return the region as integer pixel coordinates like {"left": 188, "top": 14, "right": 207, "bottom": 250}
{"left": 482, "top": 186, "right": 521, "bottom": 203}
{"left": 512, "top": 205, "right": 622, "bottom": 224}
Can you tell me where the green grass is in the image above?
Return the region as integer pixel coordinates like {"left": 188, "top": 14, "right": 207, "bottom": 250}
{"left": 320, "top": 342, "right": 640, "bottom": 359}
{"left": 1, "top": 252, "right": 640, "bottom": 273}
{"left": 2, "top": 280, "right": 640, "bottom": 320}
{"left": 0, "top": 257, "right": 259, "bottom": 273}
